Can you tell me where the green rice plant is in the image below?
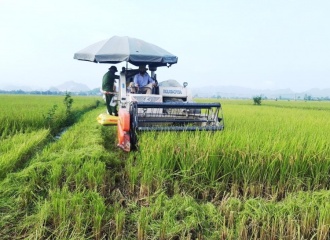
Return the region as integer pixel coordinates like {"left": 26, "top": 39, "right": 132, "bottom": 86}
{"left": 27, "top": 187, "right": 106, "bottom": 239}
{"left": 317, "top": 202, "right": 330, "bottom": 239}
{"left": 0, "top": 129, "right": 49, "bottom": 180}
{"left": 83, "top": 160, "right": 106, "bottom": 191}
{"left": 137, "top": 207, "right": 148, "bottom": 240}
{"left": 0, "top": 94, "right": 100, "bottom": 138}
{"left": 126, "top": 160, "right": 138, "bottom": 194}
{"left": 0, "top": 106, "right": 123, "bottom": 239}
{"left": 131, "top": 99, "right": 330, "bottom": 200}
{"left": 2, "top": 97, "right": 330, "bottom": 239}
{"left": 230, "top": 190, "right": 330, "bottom": 239}
{"left": 264, "top": 99, "right": 330, "bottom": 111}
{"left": 17, "top": 162, "right": 51, "bottom": 208}
{"left": 130, "top": 192, "right": 228, "bottom": 239}
{"left": 114, "top": 203, "right": 126, "bottom": 239}
{"left": 91, "top": 191, "right": 106, "bottom": 239}
{"left": 43, "top": 104, "right": 58, "bottom": 127}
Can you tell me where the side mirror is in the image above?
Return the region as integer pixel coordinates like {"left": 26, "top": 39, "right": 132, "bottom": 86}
{"left": 183, "top": 82, "right": 188, "bottom": 88}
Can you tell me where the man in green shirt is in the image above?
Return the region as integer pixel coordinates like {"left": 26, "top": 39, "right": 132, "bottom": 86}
{"left": 102, "top": 66, "right": 119, "bottom": 116}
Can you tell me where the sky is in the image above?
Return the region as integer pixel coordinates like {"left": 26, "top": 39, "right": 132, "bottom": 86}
{"left": 0, "top": 0, "right": 329, "bottom": 92}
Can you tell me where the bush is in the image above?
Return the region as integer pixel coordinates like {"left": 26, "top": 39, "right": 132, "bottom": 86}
{"left": 253, "top": 96, "right": 262, "bottom": 105}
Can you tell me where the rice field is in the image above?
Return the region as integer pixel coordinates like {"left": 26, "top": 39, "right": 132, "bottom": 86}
{"left": 0, "top": 94, "right": 101, "bottom": 138}
{"left": 1, "top": 95, "right": 330, "bottom": 239}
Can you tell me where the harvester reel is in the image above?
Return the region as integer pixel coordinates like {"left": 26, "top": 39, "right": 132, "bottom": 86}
{"left": 130, "top": 101, "right": 224, "bottom": 132}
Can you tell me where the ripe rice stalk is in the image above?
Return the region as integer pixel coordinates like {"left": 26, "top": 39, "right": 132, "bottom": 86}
{"left": 0, "top": 129, "right": 49, "bottom": 179}
{"left": 316, "top": 202, "right": 330, "bottom": 239}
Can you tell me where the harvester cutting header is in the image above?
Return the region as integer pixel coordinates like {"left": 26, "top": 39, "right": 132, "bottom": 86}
{"left": 74, "top": 36, "right": 224, "bottom": 151}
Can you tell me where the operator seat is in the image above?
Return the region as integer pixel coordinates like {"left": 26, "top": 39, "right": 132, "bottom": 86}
{"left": 137, "top": 87, "right": 151, "bottom": 94}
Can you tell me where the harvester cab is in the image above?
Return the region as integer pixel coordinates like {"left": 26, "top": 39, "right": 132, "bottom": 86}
{"left": 115, "top": 66, "right": 224, "bottom": 152}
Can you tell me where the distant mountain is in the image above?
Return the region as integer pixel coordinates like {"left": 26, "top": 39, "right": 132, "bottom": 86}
{"left": 191, "top": 86, "right": 294, "bottom": 98}
{"left": 53, "top": 81, "right": 90, "bottom": 92}
{"left": 49, "top": 87, "right": 60, "bottom": 92}
{"left": 0, "top": 84, "right": 34, "bottom": 92}
{"left": 1, "top": 81, "right": 329, "bottom": 99}
{"left": 191, "top": 86, "right": 330, "bottom": 99}
{"left": 0, "top": 81, "right": 91, "bottom": 93}
{"left": 302, "top": 88, "right": 330, "bottom": 97}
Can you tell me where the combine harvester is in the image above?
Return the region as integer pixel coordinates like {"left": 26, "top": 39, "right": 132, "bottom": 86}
{"left": 74, "top": 36, "right": 224, "bottom": 151}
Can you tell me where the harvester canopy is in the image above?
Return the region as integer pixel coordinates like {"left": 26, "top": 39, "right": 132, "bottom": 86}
{"left": 73, "top": 36, "right": 178, "bottom": 67}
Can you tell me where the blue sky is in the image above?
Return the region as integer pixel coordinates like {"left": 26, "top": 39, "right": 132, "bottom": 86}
{"left": 0, "top": 0, "right": 329, "bottom": 92}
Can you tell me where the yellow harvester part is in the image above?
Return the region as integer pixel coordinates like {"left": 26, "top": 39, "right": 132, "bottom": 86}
{"left": 97, "top": 113, "right": 118, "bottom": 126}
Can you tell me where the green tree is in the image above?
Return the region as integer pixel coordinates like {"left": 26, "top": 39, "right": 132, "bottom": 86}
{"left": 63, "top": 92, "right": 74, "bottom": 124}
{"left": 253, "top": 96, "right": 262, "bottom": 105}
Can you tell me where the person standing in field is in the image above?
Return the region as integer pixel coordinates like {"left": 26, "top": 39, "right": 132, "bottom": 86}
{"left": 102, "top": 66, "right": 119, "bottom": 116}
